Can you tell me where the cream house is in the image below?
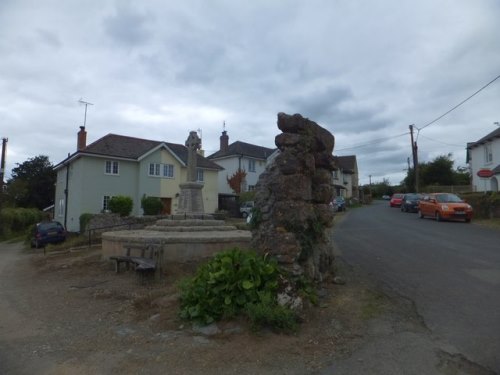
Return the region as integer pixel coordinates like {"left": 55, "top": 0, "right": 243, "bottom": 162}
{"left": 54, "top": 127, "right": 222, "bottom": 232}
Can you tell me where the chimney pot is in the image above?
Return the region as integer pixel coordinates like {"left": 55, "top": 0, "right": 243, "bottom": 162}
{"left": 220, "top": 130, "right": 229, "bottom": 152}
{"left": 77, "top": 126, "right": 87, "bottom": 151}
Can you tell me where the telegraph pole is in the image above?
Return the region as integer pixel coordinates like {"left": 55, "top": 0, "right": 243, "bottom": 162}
{"left": 409, "top": 125, "right": 419, "bottom": 193}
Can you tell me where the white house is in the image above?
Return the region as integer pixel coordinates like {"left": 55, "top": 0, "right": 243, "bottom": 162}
{"left": 207, "top": 131, "right": 276, "bottom": 195}
{"left": 467, "top": 126, "right": 500, "bottom": 192}
{"left": 332, "top": 155, "right": 359, "bottom": 199}
{"left": 54, "top": 127, "right": 222, "bottom": 232}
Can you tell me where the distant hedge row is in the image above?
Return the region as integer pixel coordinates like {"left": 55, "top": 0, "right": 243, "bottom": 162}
{"left": 0, "top": 207, "right": 44, "bottom": 237}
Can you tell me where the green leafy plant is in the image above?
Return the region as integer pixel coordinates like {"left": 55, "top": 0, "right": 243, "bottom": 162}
{"left": 179, "top": 248, "right": 280, "bottom": 325}
{"left": 245, "top": 293, "right": 298, "bottom": 333}
{"left": 79, "top": 213, "right": 93, "bottom": 233}
{"left": 108, "top": 196, "right": 133, "bottom": 217}
{"left": 141, "top": 195, "right": 163, "bottom": 215}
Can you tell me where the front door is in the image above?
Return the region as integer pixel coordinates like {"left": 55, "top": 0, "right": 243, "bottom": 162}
{"left": 161, "top": 198, "right": 172, "bottom": 215}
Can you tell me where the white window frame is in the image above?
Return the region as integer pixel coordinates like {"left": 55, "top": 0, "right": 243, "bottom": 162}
{"left": 102, "top": 195, "right": 113, "bottom": 211}
{"left": 163, "top": 164, "right": 174, "bottom": 178}
{"left": 149, "top": 163, "right": 174, "bottom": 178}
{"left": 196, "top": 168, "right": 204, "bottom": 182}
{"left": 58, "top": 199, "right": 65, "bottom": 216}
{"left": 105, "top": 160, "right": 119, "bottom": 175}
{"left": 484, "top": 143, "right": 493, "bottom": 164}
{"left": 248, "top": 159, "right": 256, "bottom": 172}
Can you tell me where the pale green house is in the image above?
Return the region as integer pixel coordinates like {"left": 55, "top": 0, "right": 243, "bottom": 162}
{"left": 54, "top": 128, "right": 222, "bottom": 232}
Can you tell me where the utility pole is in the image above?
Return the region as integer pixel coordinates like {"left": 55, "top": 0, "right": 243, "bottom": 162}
{"left": 409, "top": 125, "right": 419, "bottom": 193}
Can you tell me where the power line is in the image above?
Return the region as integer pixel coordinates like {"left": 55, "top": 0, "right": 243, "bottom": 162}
{"left": 335, "top": 132, "right": 409, "bottom": 152}
{"left": 418, "top": 134, "right": 465, "bottom": 148}
{"left": 417, "top": 73, "right": 500, "bottom": 133}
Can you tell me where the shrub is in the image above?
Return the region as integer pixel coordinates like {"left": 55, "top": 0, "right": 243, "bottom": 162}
{"left": 245, "top": 293, "right": 298, "bottom": 333}
{"left": 141, "top": 195, "right": 163, "bottom": 215}
{"left": 0, "top": 207, "right": 43, "bottom": 237}
{"left": 108, "top": 196, "right": 133, "bottom": 217}
{"left": 179, "top": 248, "right": 280, "bottom": 325}
{"left": 79, "top": 213, "right": 94, "bottom": 233}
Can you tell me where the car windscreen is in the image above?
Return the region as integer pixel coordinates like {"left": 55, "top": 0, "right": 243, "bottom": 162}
{"left": 39, "top": 222, "right": 62, "bottom": 231}
{"left": 436, "top": 194, "right": 462, "bottom": 203}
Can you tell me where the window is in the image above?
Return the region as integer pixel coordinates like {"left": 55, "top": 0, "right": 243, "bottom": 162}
{"left": 248, "top": 159, "right": 256, "bottom": 172}
{"left": 196, "top": 168, "right": 204, "bottom": 182}
{"left": 484, "top": 144, "right": 493, "bottom": 163}
{"left": 333, "top": 170, "right": 338, "bottom": 179}
{"left": 103, "top": 195, "right": 113, "bottom": 211}
{"left": 105, "top": 160, "right": 119, "bottom": 175}
{"left": 163, "top": 164, "right": 174, "bottom": 178}
{"left": 149, "top": 163, "right": 174, "bottom": 178}
{"left": 58, "top": 199, "right": 65, "bottom": 216}
{"left": 248, "top": 185, "right": 255, "bottom": 191}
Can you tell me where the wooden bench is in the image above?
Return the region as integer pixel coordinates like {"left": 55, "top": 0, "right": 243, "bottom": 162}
{"left": 110, "top": 243, "right": 163, "bottom": 280}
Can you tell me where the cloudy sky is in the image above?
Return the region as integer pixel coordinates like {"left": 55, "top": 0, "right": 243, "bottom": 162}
{"left": 1, "top": 0, "right": 499, "bottom": 185}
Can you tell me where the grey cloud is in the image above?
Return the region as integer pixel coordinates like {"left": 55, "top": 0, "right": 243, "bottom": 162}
{"left": 37, "top": 29, "right": 62, "bottom": 48}
{"left": 103, "top": 3, "right": 152, "bottom": 46}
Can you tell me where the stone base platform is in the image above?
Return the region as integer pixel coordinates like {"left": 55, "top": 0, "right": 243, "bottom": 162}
{"left": 102, "top": 218, "right": 252, "bottom": 264}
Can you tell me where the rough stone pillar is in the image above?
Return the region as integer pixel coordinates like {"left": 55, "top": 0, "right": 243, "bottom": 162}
{"left": 251, "top": 113, "right": 336, "bottom": 281}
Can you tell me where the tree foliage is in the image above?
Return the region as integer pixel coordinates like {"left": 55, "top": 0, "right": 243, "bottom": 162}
{"left": 403, "top": 154, "right": 470, "bottom": 190}
{"left": 5, "top": 155, "right": 56, "bottom": 209}
{"left": 227, "top": 168, "right": 247, "bottom": 194}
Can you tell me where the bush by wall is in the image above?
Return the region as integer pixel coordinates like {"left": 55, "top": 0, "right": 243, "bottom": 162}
{"left": 79, "top": 213, "right": 94, "bottom": 233}
{"left": 108, "top": 196, "right": 133, "bottom": 217}
{"left": 141, "top": 196, "right": 163, "bottom": 215}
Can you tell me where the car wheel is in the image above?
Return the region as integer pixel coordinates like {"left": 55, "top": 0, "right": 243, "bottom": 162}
{"left": 418, "top": 210, "right": 424, "bottom": 219}
{"left": 435, "top": 211, "right": 442, "bottom": 222}
{"left": 242, "top": 212, "right": 248, "bottom": 219}
{"left": 465, "top": 218, "right": 471, "bottom": 223}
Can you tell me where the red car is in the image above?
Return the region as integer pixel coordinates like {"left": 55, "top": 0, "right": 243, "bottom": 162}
{"left": 390, "top": 193, "right": 404, "bottom": 207}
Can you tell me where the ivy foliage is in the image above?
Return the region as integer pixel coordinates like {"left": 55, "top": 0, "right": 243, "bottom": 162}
{"left": 179, "top": 248, "right": 281, "bottom": 325}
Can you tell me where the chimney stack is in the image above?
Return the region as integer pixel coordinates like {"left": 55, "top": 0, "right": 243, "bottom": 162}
{"left": 77, "top": 126, "right": 87, "bottom": 151}
{"left": 220, "top": 130, "right": 229, "bottom": 152}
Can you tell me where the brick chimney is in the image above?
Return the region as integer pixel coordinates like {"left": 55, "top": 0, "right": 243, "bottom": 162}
{"left": 77, "top": 126, "right": 87, "bottom": 151}
{"left": 220, "top": 130, "right": 229, "bottom": 152}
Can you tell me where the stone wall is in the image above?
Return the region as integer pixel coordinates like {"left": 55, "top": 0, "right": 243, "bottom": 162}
{"left": 251, "top": 113, "right": 336, "bottom": 281}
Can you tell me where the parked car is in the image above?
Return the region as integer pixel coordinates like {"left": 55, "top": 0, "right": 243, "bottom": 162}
{"left": 389, "top": 193, "right": 404, "bottom": 207}
{"left": 332, "top": 196, "right": 346, "bottom": 212}
{"left": 239, "top": 201, "right": 254, "bottom": 218}
{"left": 418, "top": 193, "right": 473, "bottom": 223}
{"left": 400, "top": 193, "right": 422, "bottom": 213}
{"left": 31, "top": 221, "right": 67, "bottom": 248}
{"left": 382, "top": 195, "right": 391, "bottom": 200}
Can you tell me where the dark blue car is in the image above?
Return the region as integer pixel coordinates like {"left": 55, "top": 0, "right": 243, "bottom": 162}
{"left": 31, "top": 221, "right": 66, "bottom": 248}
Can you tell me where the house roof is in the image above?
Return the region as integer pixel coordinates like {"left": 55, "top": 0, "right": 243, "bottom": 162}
{"left": 207, "top": 141, "right": 276, "bottom": 160}
{"left": 467, "top": 127, "right": 500, "bottom": 149}
{"left": 55, "top": 133, "right": 222, "bottom": 170}
{"left": 333, "top": 155, "right": 357, "bottom": 174}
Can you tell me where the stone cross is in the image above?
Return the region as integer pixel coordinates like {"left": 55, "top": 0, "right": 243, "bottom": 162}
{"left": 185, "top": 131, "right": 201, "bottom": 182}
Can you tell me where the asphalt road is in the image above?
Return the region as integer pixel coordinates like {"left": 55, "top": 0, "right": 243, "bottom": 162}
{"left": 333, "top": 200, "right": 500, "bottom": 373}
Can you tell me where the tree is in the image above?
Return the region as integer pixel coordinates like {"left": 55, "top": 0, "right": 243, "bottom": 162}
{"left": 402, "top": 154, "right": 471, "bottom": 190}
{"left": 227, "top": 168, "right": 247, "bottom": 194}
{"left": 5, "top": 155, "right": 56, "bottom": 209}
